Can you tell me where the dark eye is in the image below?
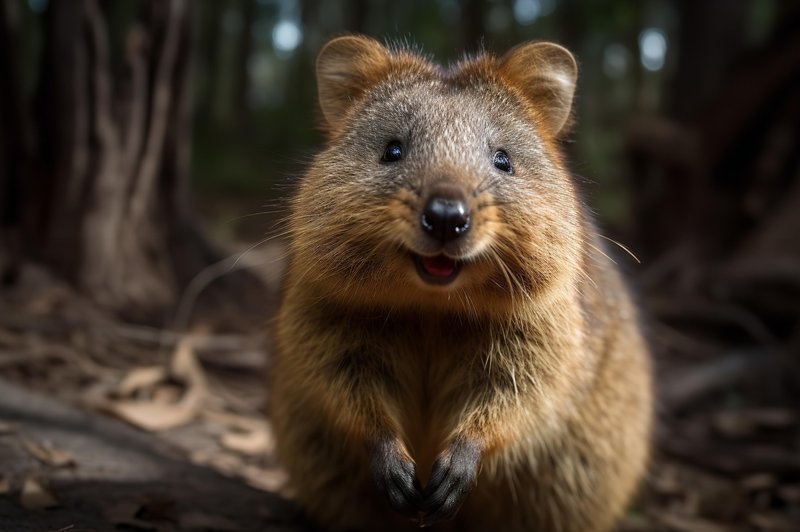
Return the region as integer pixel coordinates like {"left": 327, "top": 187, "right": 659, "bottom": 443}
{"left": 382, "top": 141, "right": 403, "bottom": 162}
{"left": 493, "top": 150, "right": 512, "bottom": 173}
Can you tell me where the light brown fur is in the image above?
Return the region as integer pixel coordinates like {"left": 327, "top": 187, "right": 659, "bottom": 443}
{"left": 270, "top": 35, "right": 652, "bottom": 532}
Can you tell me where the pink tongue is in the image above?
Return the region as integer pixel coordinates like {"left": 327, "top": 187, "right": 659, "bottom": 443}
{"left": 421, "top": 255, "right": 456, "bottom": 278}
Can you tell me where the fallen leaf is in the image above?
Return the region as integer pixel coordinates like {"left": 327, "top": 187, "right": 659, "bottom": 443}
{"left": 20, "top": 476, "right": 59, "bottom": 509}
{"left": 188, "top": 449, "right": 215, "bottom": 465}
{"left": 20, "top": 437, "right": 76, "bottom": 468}
{"left": 99, "top": 337, "right": 207, "bottom": 431}
{"left": 0, "top": 475, "right": 10, "bottom": 494}
{"left": 657, "top": 514, "right": 732, "bottom": 532}
{"left": 101, "top": 398, "right": 201, "bottom": 432}
{"left": 152, "top": 383, "right": 182, "bottom": 403}
{"left": 118, "top": 366, "right": 167, "bottom": 396}
{"left": 220, "top": 425, "right": 274, "bottom": 456}
{"left": 240, "top": 464, "right": 289, "bottom": 493}
{"left": 170, "top": 337, "right": 207, "bottom": 390}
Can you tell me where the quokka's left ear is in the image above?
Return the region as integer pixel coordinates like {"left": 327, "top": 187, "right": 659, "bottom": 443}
{"left": 498, "top": 42, "right": 578, "bottom": 137}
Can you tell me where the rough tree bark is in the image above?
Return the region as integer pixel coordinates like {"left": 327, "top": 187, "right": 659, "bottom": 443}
{"left": 34, "top": 0, "right": 189, "bottom": 319}
{"left": 2, "top": 0, "right": 268, "bottom": 325}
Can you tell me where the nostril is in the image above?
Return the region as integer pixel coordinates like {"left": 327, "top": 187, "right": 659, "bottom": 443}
{"left": 421, "top": 197, "right": 471, "bottom": 242}
{"left": 451, "top": 205, "right": 470, "bottom": 234}
{"left": 421, "top": 213, "right": 435, "bottom": 233}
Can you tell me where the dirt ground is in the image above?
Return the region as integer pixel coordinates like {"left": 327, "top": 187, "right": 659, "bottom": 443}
{"left": 0, "top": 256, "right": 798, "bottom": 531}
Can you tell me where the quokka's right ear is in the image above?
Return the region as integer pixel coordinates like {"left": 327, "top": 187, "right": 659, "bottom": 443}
{"left": 316, "top": 35, "right": 391, "bottom": 131}
{"left": 498, "top": 42, "right": 578, "bottom": 137}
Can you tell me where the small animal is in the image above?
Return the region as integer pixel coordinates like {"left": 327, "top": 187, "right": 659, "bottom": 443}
{"left": 270, "top": 35, "right": 652, "bottom": 532}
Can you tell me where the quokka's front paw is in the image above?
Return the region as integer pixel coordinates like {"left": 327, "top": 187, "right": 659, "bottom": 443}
{"left": 420, "top": 437, "right": 481, "bottom": 526}
{"left": 372, "top": 438, "right": 423, "bottom": 519}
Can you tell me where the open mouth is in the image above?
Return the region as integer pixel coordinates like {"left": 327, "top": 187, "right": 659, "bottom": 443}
{"left": 414, "top": 254, "right": 462, "bottom": 285}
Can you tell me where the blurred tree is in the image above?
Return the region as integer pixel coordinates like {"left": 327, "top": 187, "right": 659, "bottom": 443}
{"left": 623, "top": 0, "right": 800, "bottom": 355}
{"left": 670, "top": 0, "right": 748, "bottom": 122}
{"left": 233, "top": 0, "right": 257, "bottom": 126}
{"left": 196, "top": 0, "right": 224, "bottom": 124}
{"left": 628, "top": 0, "right": 800, "bottom": 263}
{"left": 0, "top": 0, "right": 30, "bottom": 285}
{"left": 461, "top": 0, "right": 486, "bottom": 51}
{"left": 345, "top": 0, "right": 369, "bottom": 33}
{"left": 0, "top": 0, "right": 266, "bottom": 324}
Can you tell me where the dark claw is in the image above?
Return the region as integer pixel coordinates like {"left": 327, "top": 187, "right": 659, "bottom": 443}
{"left": 372, "top": 438, "right": 423, "bottom": 519}
{"left": 421, "top": 438, "right": 481, "bottom": 526}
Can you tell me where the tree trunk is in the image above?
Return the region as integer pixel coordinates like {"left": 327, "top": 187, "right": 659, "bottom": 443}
{"left": 197, "top": 0, "right": 224, "bottom": 123}
{"left": 669, "top": 0, "right": 747, "bottom": 122}
{"left": 2, "top": 0, "right": 268, "bottom": 326}
{"left": 0, "top": 0, "right": 37, "bottom": 286}
{"left": 232, "top": 0, "right": 257, "bottom": 126}
{"left": 345, "top": 0, "right": 369, "bottom": 33}
{"left": 461, "top": 0, "right": 485, "bottom": 52}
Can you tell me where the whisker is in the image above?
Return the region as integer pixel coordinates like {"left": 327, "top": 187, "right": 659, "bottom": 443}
{"left": 232, "top": 230, "right": 293, "bottom": 269}
{"left": 595, "top": 234, "right": 641, "bottom": 264}
{"left": 587, "top": 242, "right": 617, "bottom": 265}
{"left": 474, "top": 175, "right": 503, "bottom": 196}
{"left": 223, "top": 210, "right": 286, "bottom": 225}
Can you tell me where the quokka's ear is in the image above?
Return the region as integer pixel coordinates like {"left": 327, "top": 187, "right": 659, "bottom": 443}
{"left": 316, "top": 35, "right": 391, "bottom": 129}
{"left": 498, "top": 42, "right": 578, "bottom": 137}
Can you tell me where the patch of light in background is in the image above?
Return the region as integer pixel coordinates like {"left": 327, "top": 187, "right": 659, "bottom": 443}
{"left": 513, "top": 0, "right": 540, "bottom": 25}
{"left": 513, "top": 0, "right": 556, "bottom": 25}
{"left": 638, "top": 28, "right": 667, "bottom": 72}
{"left": 27, "top": 0, "right": 47, "bottom": 13}
{"left": 603, "top": 43, "right": 630, "bottom": 79}
{"left": 249, "top": 0, "right": 303, "bottom": 108}
{"left": 272, "top": 19, "right": 302, "bottom": 56}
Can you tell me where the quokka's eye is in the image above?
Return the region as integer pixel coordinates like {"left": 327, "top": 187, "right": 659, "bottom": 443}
{"left": 493, "top": 150, "right": 512, "bottom": 173}
{"left": 382, "top": 141, "right": 403, "bottom": 163}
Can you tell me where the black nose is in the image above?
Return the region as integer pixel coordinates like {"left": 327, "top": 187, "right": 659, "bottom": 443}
{"left": 421, "top": 195, "right": 471, "bottom": 243}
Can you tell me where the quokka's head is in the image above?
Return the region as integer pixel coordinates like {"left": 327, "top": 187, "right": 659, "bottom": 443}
{"left": 288, "top": 35, "right": 585, "bottom": 314}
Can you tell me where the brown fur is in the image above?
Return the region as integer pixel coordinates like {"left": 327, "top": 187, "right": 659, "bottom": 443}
{"left": 270, "top": 35, "right": 652, "bottom": 532}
